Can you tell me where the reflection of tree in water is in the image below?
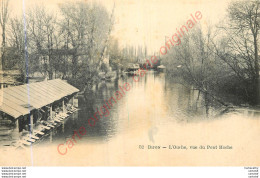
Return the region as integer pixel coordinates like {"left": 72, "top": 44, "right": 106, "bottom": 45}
{"left": 83, "top": 89, "right": 96, "bottom": 114}
{"left": 165, "top": 75, "right": 225, "bottom": 121}
{"left": 80, "top": 81, "right": 117, "bottom": 141}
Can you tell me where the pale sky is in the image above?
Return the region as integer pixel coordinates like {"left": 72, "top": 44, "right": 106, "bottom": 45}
{"left": 8, "top": 0, "right": 233, "bottom": 55}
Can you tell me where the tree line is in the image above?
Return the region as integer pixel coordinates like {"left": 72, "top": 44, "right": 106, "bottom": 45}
{"left": 0, "top": 1, "right": 118, "bottom": 90}
{"left": 162, "top": 0, "right": 260, "bottom": 106}
{"left": 0, "top": 0, "right": 150, "bottom": 91}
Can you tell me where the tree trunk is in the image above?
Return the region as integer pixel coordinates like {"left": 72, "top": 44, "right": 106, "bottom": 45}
{"left": 1, "top": 26, "right": 5, "bottom": 69}
{"left": 254, "top": 35, "right": 260, "bottom": 105}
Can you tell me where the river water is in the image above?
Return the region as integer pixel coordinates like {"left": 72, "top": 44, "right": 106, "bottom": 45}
{"left": 47, "top": 70, "right": 257, "bottom": 144}
{"left": 1, "top": 70, "right": 260, "bottom": 166}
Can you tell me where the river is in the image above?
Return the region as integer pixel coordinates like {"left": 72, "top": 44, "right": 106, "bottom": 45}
{"left": 1, "top": 70, "right": 260, "bottom": 166}
{"left": 47, "top": 70, "right": 258, "bottom": 145}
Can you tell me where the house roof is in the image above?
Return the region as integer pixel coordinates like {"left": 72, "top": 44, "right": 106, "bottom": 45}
{"left": 0, "top": 79, "right": 79, "bottom": 118}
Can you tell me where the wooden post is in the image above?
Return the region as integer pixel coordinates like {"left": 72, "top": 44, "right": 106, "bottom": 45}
{"left": 72, "top": 95, "right": 78, "bottom": 107}
{"left": 37, "top": 110, "right": 40, "bottom": 120}
{"left": 15, "top": 119, "right": 19, "bottom": 131}
{"left": 30, "top": 114, "right": 34, "bottom": 134}
{"left": 12, "top": 119, "right": 20, "bottom": 141}
{"left": 50, "top": 105, "right": 53, "bottom": 119}
{"left": 62, "top": 100, "right": 65, "bottom": 113}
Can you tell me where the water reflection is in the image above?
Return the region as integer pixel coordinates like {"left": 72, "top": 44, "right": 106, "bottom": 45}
{"left": 48, "top": 71, "right": 258, "bottom": 144}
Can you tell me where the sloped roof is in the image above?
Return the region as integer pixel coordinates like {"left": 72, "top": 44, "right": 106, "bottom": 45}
{"left": 0, "top": 79, "right": 79, "bottom": 118}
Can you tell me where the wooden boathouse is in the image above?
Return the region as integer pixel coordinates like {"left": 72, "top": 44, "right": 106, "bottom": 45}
{"left": 0, "top": 79, "right": 79, "bottom": 148}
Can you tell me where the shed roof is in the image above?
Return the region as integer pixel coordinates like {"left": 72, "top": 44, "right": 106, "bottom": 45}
{"left": 0, "top": 79, "right": 79, "bottom": 118}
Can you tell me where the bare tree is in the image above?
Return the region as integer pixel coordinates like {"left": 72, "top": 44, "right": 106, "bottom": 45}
{"left": 7, "top": 17, "right": 25, "bottom": 71}
{"left": 162, "top": 24, "right": 233, "bottom": 113}
{"left": 26, "top": 5, "right": 59, "bottom": 79}
{"left": 6, "top": 1, "right": 113, "bottom": 90}
{"left": 217, "top": 0, "right": 260, "bottom": 105}
{"left": 59, "top": 2, "right": 92, "bottom": 80}
{"left": 59, "top": 2, "right": 111, "bottom": 88}
{"left": 0, "top": 0, "right": 10, "bottom": 70}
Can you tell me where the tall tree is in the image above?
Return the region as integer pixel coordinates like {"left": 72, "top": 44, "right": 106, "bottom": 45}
{"left": 6, "top": 17, "right": 25, "bottom": 70}
{"left": 59, "top": 2, "right": 111, "bottom": 88}
{"left": 26, "top": 5, "right": 59, "bottom": 79}
{"left": 0, "top": 0, "right": 9, "bottom": 70}
{"left": 221, "top": 0, "right": 260, "bottom": 105}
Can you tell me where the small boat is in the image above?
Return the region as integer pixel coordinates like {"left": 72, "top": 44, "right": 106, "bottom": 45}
{"left": 157, "top": 65, "right": 166, "bottom": 72}
{"left": 126, "top": 63, "right": 140, "bottom": 75}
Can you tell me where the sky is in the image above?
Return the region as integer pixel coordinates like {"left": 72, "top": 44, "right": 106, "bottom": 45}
{"left": 7, "top": 0, "right": 234, "bottom": 55}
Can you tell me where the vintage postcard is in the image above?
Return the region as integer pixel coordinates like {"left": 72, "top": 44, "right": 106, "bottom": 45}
{"left": 0, "top": 0, "right": 259, "bottom": 167}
